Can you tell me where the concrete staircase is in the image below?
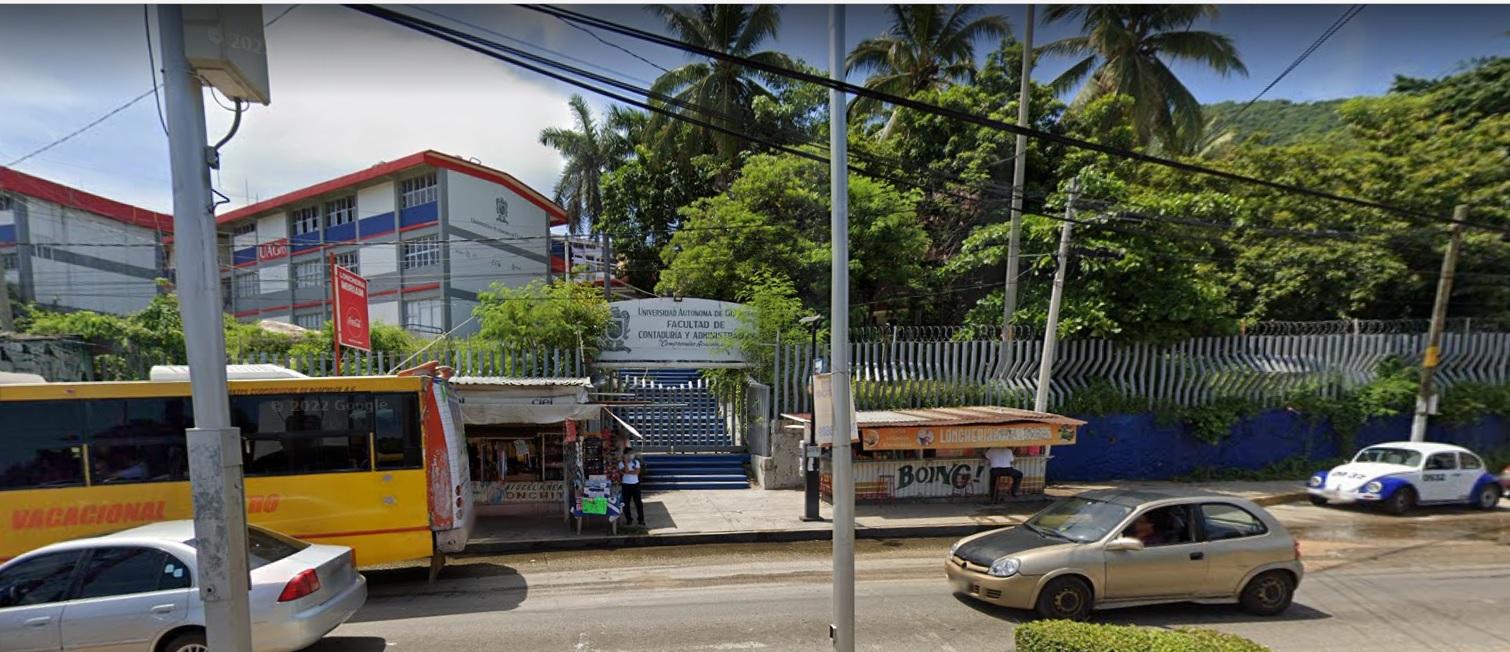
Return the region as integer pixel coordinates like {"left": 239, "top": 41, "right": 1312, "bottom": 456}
{"left": 640, "top": 453, "right": 751, "bottom": 491}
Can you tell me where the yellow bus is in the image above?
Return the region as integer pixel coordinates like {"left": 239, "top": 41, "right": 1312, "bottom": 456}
{"left": 0, "top": 365, "right": 473, "bottom": 572}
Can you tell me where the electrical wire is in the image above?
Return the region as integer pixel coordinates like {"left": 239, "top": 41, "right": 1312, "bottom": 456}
{"left": 347, "top": 5, "right": 1415, "bottom": 254}
{"left": 143, "top": 5, "right": 169, "bottom": 137}
{"left": 1207, "top": 5, "right": 1366, "bottom": 138}
{"left": 518, "top": 4, "right": 1501, "bottom": 234}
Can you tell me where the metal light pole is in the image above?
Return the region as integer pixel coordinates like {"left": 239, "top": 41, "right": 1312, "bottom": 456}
{"left": 1002, "top": 3, "right": 1035, "bottom": 345}
{"left": 829, "top": 6, "right": 855, "bottom": 650}
{"left": 158, "top": 5, "right": 253, "bottom": 649}
{"left": 799, "top": 315, "right": 823, "bottom": 522}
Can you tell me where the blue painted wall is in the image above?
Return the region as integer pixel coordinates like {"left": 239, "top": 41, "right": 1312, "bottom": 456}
{"left": 1047, "top": 410, "right": 1510, "bottom": 481}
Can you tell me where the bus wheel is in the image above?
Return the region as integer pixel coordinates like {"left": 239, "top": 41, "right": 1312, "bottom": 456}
{"left": 428, "top": 551, "right": 447, "bottom": 583}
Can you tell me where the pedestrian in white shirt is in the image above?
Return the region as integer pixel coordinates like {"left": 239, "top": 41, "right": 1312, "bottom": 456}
{"left": 985, "top": 447, "right": 1023, "bottom": 503}
{"left": 619, "top": 447, "right": 644, "bottom": 526}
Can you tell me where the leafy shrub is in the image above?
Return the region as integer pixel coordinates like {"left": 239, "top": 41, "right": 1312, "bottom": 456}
{"left": 1015, "top": 620, "right": 1270, "bottom": 652}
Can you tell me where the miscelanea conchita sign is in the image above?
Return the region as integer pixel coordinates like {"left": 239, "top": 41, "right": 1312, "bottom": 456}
{"left": 597, "top": 297, "right": 748, "bottom": 365}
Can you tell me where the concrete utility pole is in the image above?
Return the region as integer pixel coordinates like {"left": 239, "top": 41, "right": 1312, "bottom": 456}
{"left": 159, "top": 6, "right": 253, "bottom": 649}
{"left": 602, "top": 230, "right": 612, "bottom": 301}
{"left": 1034, "top": 178, "right": 1077, "bottom": 414}
{"left": 1411, "top": 209, "right": 1468, "bottom": 442}
{"left": 1001, "top": 4, "right": 1034, "bottom": 348}
{"left": 828, "top": 6, "right": 855, "bottom": 651}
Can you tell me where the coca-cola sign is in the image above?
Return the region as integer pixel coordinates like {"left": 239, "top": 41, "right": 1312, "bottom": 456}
{"left": 331, "top": 263, "right": 370, "bottom": 351}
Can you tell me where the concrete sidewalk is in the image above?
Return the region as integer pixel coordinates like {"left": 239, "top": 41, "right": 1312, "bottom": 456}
{"left": 462, "top": 480, "right": 1308, "bottom": 555}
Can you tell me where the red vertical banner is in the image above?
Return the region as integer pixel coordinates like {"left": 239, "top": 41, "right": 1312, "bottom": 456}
{"left": 332, "top": 261, "right": 371, "bottom": 352}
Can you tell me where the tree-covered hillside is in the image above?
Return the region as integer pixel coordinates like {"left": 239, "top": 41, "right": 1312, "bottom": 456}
{"left": 1200, "top": 98, "right": 1348, "bottom": 148}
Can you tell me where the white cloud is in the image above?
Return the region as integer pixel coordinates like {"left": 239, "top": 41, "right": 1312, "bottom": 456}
{"left": 206, "top": 5, "right": 573, "bottom": 212}
{"left": 1, "top": 5, "right": 577, "bottom": 215}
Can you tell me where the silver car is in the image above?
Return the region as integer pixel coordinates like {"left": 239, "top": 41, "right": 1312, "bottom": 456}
{"left": 946, "top": 489, "right": 1304, "bottom": 620}
{"left": 0, "top": 520, "right": 367, "bottom": 652}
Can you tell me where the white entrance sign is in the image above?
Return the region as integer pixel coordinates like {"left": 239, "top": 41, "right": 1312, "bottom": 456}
{"left": 597, "top": 297, "right": 749, "bottom": 365}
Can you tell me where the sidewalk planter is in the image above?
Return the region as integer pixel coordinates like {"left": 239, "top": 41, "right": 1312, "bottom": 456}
{"left": 1015, "top": 621, "right": 1269, "bottom": 652}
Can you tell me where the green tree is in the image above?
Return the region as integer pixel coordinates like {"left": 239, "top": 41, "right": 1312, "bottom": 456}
{"left": 287, "top": 321, "right": 417, "bottom": 361}
{"left": 474, "top": 279, "right": 612, "bottom": 352}
{"left": 845, "top": 5, "right": 1011, "bottom": 140}
{"left": 646, "top": 4, "right": 795, "bottom": 160}
{"left": 1039, "top": 4, "right": 1247, "bottom": 153}
{"left": 655, "top": 151, "right": 930, "bottom": 318}
{"left": 539, "top": 94, "right": 634, "bottom": 234}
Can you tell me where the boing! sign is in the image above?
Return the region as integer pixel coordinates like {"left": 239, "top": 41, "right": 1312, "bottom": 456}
{"left": 598, "top": 298, "right": 748, "bottom": 365}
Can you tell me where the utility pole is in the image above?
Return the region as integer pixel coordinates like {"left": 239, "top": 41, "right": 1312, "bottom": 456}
{"left": 1034, "top": 178, "right": 1077, "bottom": 414}
{"left": 1001, "top": 4, "right": 1034, "bottom": 347}
{"left": 160, "top": 6, "right": 257, "bottom": 649}
{"left": 828, "top": 6, "right": 855, "bottom": 651}
{"left": 1411, "top": 209, "right": 1467, "bottom": 442}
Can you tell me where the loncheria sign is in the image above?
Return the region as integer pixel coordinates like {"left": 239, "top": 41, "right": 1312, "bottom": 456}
{"left": 598, "top": 297, "right": 749, "bottom": 365}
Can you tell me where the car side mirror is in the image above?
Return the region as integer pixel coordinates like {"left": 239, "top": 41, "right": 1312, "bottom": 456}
{"left": 1106, "top": 537, "right": 1145, "bottom": 552}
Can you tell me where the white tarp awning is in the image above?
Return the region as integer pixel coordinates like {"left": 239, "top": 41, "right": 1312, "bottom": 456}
{"left": 453, "top": 378, "right": 601, "bottom": 425}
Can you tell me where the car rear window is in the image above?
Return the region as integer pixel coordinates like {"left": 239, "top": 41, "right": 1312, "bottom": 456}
{"left": 247, "top": 526, "right": 310, "bottom": 569}
{"left": 188, "top": 525, "right": 310, "bottom": 570}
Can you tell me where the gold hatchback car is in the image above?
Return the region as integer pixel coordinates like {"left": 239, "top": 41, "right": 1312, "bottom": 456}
{"left": 946, "top": 489, "right": 1303, "bottom": 620}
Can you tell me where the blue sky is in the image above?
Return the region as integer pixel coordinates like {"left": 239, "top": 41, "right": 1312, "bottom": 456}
{"left": 0, "top": 4, "right": 1505, "bottom": 217}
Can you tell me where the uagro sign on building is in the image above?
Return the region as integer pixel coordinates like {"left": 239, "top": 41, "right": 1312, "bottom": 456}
{"left": 597, "top": 297, "right": 748, "bottom": 366}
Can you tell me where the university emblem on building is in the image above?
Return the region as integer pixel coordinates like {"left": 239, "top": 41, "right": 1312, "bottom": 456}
{"left": 602, "top": 306, "right": 631, "bottom": 352}
{"left": 495, "top": 197, "right": 509, "bottom": 224}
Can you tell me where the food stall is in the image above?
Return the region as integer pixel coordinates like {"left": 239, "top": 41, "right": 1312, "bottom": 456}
{"left": 780, "top": 406, "right": 1085, "bottom": 502}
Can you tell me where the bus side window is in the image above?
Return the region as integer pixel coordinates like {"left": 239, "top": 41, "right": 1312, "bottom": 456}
{"left": 232, "top": 394, "right": 372, "bottom": 476}
{"left": 374, "top": 393, "right": 422, "bottom": 470}
{"left": 0, "top": 401, "right": 87, "bottom": 491}
{"left": 85, "top": 398, "right": 191, "bottom": 485}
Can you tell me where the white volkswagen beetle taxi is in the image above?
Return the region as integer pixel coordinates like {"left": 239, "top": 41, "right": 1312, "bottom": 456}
{"left": 1308, "top": 441, "right": 1503, "bottom": 515}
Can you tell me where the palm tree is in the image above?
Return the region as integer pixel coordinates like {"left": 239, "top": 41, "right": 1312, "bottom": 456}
{"left": 646, "top": 5, "right": 795, "bottom": 159}
{"left": 539, "top": 95, "right": 633, "bottom": 235}
{"left": 846, "top": 5, "right": 1011, "bottom": 140}
{"left": 1038, "top": 5, "right": 1247, "bottom": 153}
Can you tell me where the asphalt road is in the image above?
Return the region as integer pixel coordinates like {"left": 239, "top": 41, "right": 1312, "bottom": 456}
{"left": 310, "top": 502, "right": 1510, "bottom": 652}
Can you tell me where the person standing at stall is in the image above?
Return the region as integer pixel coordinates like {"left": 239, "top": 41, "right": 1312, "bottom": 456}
{"left": 619, "top": 446, "right": 645, "bottom": 526}
{"left": 985, "top": 447, "right": 1023, "bottom": 503}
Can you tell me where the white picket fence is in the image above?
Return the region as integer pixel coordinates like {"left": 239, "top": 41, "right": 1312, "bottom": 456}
{"left": 774, "top": 332, "right": 1510, "bottom": 415}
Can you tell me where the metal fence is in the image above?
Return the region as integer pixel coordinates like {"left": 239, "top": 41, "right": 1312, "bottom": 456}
{"left": 603, "top": 369, "right": 743, "bottom": 451}
{"left": 228, "top": 346, "right": 585, "bottom": 378}
{"left": 775, "top": 332, "right": 1510, "bottom": 416}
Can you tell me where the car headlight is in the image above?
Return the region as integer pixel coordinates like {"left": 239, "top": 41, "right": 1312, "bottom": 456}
{"left": 1365, "top": 480, "right": 1383, "bottom": 493}
{"left": 988, "top": 558, "right": 1020, "bottom": 577}
{"left": 1308, "top": 475, "right": 1323, "bottom": 487}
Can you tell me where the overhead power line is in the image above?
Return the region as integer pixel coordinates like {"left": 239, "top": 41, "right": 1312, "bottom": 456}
{"left": 347, "top": 6, "right": 1400, "bottom": 250}
{"left": 517, "top": 4, "right": 1502, "bottom": 235}
{"left": 6, "top": 6, "right": 299, "bottom": 171}
{"left": 1209, "top": 4, "right": 1366, "bottom": 137}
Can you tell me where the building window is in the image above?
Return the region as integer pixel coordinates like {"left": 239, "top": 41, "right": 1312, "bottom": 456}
{"left": 324, "top": 196, "right": 356, "bottom": 229}
{"left": 294, "top": 313, "right": 324, "bottom": 330}
{"left": 291, "top": 206, "right": 321, "bottom": 236}
{"left": 231, "top": 222, "right": 256, "bottom": 238}
{"left": 333, "top": 251, "right": 359, "bottom": 275}
{"left": 400, "top": 173, "right": 437, "bottom": 208}
{"left": 2, "top": 251, "right": 16, "bottom": 270}
{"left": 402, "top": 235, "right": 439, "bottom": 269}
{"left": 0, "top": 195, "right": 12, "bottom": 211}
{"left": 233, "top": 271, "right": 259, "bottom": 298}
{"left": 293, "top": 260, "right": 324, "bottom": 289}
{"left": 404, "top": 299, "right": 443, "bottom": 334}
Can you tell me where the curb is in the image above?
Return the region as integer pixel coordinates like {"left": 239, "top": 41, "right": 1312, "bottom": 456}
{"left": 1253, "top": 491, "right": 1309, "bottom": 507}
{"left": 461, "top": 523, "right": 1002, "bottom": 556}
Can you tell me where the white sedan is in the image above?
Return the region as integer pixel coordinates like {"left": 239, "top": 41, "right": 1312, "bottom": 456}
{"left": 0, "top": 521, "right": 366, "bottom": 652}
{"left": 1308, "top": 441, "right": 1504, "bottom": 515}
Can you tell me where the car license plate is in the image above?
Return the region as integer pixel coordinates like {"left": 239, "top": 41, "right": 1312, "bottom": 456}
{"left": 952, "top": 576, "right": 973, "bottom": 594}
